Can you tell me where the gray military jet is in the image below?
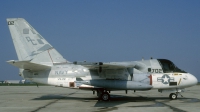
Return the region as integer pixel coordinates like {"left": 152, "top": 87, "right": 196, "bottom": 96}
{"left": 7, "top": 18, "right": 198, "bottom": 101}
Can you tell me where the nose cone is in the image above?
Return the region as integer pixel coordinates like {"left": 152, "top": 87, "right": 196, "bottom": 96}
{"left": 188, "top": 74, "right": 198, "bottom": 86}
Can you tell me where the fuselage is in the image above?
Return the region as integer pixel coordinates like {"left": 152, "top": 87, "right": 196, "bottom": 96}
{"left": 20, "top": 59, "right": 198, "bottom": 91}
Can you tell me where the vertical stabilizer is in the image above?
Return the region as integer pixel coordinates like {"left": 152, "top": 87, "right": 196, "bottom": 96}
{"left": 7, "top": 18, "right": 68, "bottom": 66}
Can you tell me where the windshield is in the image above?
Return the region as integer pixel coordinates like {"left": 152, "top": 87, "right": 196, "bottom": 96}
{"left": 157, "top": 59, "right": 187, "bottom": 73}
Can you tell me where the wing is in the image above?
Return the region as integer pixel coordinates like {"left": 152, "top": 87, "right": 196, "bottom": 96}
{"left": 73, "top": 61, "right": 145, "bottom": 70}
{"left": 7, "top": 60, "right": 51, "bottom": 71}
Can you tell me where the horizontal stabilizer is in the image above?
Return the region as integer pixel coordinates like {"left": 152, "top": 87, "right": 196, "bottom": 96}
{"left": 7, "top": 60, "right": 51, "bottom": 71}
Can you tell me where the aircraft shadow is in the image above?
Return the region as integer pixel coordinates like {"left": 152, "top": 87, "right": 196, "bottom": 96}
{"left": 32, "top": 94, "right": 199, "bottom": 107}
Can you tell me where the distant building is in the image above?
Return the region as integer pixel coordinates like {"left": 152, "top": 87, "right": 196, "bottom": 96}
{"left": 4, "top": 80, "right": 21, "bottom": 84}
{"left": 24, "top": 80, "right": 35, "bottom": 84}
{"left": 20, "top": 80, "right": 25, "bottom": 84}
{"left": 3, "top": 79, "right": 35, "bottom": 84}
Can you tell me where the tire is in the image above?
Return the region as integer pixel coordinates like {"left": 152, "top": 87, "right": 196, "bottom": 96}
{"left": 169, "top": 93, "right": 177, "bottom": 100}
{"left": 101, "top": 92, "right": 110, "bottom": 101}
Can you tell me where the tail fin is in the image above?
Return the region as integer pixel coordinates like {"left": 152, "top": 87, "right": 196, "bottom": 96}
{"left": 7, "top": 18, "right": 68, "bottom": 66}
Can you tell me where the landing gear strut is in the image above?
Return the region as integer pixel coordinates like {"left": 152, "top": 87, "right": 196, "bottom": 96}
{"left": 169, "top": 93, "right": 177, "bottom": 100}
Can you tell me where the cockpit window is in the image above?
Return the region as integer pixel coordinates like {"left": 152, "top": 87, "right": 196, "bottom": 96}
{"left": 158, "top": 59, "right": 187, "bottom": 73}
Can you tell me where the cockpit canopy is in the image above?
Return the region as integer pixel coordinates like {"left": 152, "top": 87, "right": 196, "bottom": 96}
{"left": 157, "top": 59, "right": 186, "bottom": 73}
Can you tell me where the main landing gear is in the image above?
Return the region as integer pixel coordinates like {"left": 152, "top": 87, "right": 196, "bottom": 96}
{"left": 96, "top": 89, "right": 110, "bottom": 101}
{"left": 101, "top": 92, "right": 110, "bottom": 101}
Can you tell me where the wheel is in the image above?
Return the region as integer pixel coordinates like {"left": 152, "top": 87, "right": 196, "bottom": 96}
{"left": 169, "top": 93, "right": 177, "bottom": 100}
{"left": 101, "top": 92, "right": 110, "bottom": 101}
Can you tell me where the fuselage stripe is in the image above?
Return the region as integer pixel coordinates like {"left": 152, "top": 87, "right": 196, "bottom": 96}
{"left": 150, "top": 75, "right": 152, "bottom": 85}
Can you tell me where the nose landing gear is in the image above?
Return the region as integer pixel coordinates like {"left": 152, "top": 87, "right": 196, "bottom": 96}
{"left": 169, "top": 93, "right": 177, "bottom": 100}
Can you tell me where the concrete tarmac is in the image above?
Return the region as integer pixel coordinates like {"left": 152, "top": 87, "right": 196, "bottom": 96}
{"left": 0, "top": 85, "right": 200, "bottom": 112}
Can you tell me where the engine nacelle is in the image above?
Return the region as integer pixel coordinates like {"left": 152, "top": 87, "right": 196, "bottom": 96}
{"left": 133, "top": 73, "right": 150, "bottom": 85}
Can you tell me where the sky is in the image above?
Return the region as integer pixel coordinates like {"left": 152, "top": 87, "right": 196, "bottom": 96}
{"left": 0, "top": 0, "right": 200, "bottom": 81}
